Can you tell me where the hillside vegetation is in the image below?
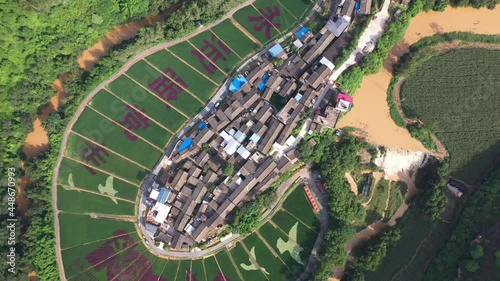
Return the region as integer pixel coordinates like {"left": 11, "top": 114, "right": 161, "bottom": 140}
{"left": 400, "top": 48, "right": 500, "bottom": 183}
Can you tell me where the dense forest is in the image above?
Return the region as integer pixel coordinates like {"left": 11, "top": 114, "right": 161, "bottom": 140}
{"left": 0, "top": 0, "right": 248, "bottom": 280}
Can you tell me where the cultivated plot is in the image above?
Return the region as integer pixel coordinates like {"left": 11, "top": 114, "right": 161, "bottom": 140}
{"left": 89, "top": 89, "right": 173, "bottom": 148}
{"left": 69, "top": 119, "right": 161, "bottom": 169}
{"left": 252, "top": 0, "right": 298, "bottom": 34}
{"left": 272, "top": 210, "right": 317, "bottom": 253}
{"left": 282, "top": 186, "right": 320, "bottom": 230}
{"left": 57, "top": 158, "right": 139, "bottom": 202}
{"left": 276, "top": 0, "right": 312, "bottom": 20}
{"left": 58, "top": 214, "right": 137, "bottom": 250}
{"left": 160, "top": 260, "right": 180, "bottom": 280}
{"left": 233, "top": 5, "right": 280, "bottom": 44}
{"left": 188, "top": 29, "right": 243, "bottom": 74}
{"left": 210, "top": 19, "right": 259, "bottom": 58}
{"left": 107, "top": 75, "right": 188, "bottom": 132}
{"left": 203, "top": 256, "right": 223, "bottom": 281}
{"left": 168, "top": 42, "right": 227, "bottom": 83}
{"left": 215, "top": 250, "right": 242, "bottom": 281}
{"left": 174, "top": 260, "right": 191, "bottom": 281}
{"left": 61, "top": 231, "right": 141, "bottom": 279}
{"left": 242, "top": 233, "right": 294, "bottom": 281}
{"left": 64, "top": 132, "right": 149, "bottom": 184}
{"left": 228, "top": 242, "right": 268, "bottom": 281}
{"left": 126, "top": 60, "right": 204, "bottom": 116}
{"left": 57, "top": 185, "right": 136, "bottom": 216}
{"left": 258, "top": 222, "right": 306, "bottom": 275}
{"left": 145, "top": 50, "right": 218, "bottom": 101}
{"left": 190, "top": 259, "right": 207, "bottom": 281}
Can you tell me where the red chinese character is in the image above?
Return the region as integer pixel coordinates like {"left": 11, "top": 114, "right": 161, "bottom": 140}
{"left": 79, "top": 141, "right": 110, "bottom": 175}
{"left": 248, "top": 6, "right": 281, "bottom": 40}
{"left": 191, "top": 33, "right": 231, "bottom": 75}
{"left": 116, "top": 105, "right": 150, "bottom": 141}
{"left": 148, "top": 68, "right": 188, "bottom": 108}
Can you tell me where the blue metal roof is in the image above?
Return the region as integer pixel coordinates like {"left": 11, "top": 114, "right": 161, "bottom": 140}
{"left": 157, "top": 187, "right": 170, "bottom": 204}
{"left": 229, "top": 76, "right": 248, "bottom": 93}
{"left": 177, "top": 138, "right": 193, "bottom": 153}
{"left": 295, "top": 26, "right": 309, "bottom": 39}
{"left": 268, "top": 44, "right": 284, "bottom": 57}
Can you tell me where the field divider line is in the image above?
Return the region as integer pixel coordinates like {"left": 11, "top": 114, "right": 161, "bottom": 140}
{"left": 212, "top": 255, "right": 231, "bottom": 281}
{"left": 282, "top": 208, "right": 319, "bottom": 234}
{"left": 229, "top": 18, "right": 263, "bottom": 47}
{"left": 110, "top": 247, "right": 152, "bottom": 281}
{"left": 164, "top": 49, "right": 221, "bottom": 86}
{"left": 156, "top": 259, "right": 170, "bottom": 281}
{"left": 142, "top": 58, "right": 205, "bottom": 104}
{"left": 239, "top": 241, "right": 271, "bottom": 281}
{"left": 206, "top": 29, "right": 243, "bottom": 60}
{"left": 172, "top": 259, "right": 182, "bottom": 281}
{"left": 62, "top": 155, "right": 141, "bottom": 188}
{"left": 66, "top": 241, "right": 141, "bottom": 280}
{"left": 225, "top": 249, "right": 246, "bottom": 281}
{"left": 57, "top": 211, "right": 136, "bottom": 222}
{"left": 102, "top": 87, "right": 175, "bottom": 135}
{"left": 122, "top": 73, "right": 190, "bottom": 119}
{"left": 60, "top": 231, "right": 137, "bottom": 252}
{"left": 250, "top": 3, "right": 282, "bottom": 36}
{"left": 85, "top": 106, "right": 164, "bottom": 152}
{"left": 57, "top": 183, "right": 136, "bottom": 204}
{"left": 255, "top": 231, "right": 298, "bottom": 277}
{"left": 274, "top": 0, "right": 299, "bottom": 21}
{"left": 185, "top": 40, "right": 229, "bottom": 76}
{"left": 267, "top": 220, "right": 306, "bottom": 252}
{"left": 70, "top": 130, "right": 154, "bottom": 171}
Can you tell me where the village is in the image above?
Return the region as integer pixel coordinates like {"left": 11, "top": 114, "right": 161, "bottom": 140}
{"left": 136, "top": 1, "right": 368, "bottom": 252}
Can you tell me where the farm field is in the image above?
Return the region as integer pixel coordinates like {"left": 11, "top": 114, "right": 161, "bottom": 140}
{"left": 214, "top": 251, "right": 243, "bottom": 281}
{"left": 386, "top": 181, "right": 405, "bottom": 218}
{"left": 210, "top": 19, "right": 259, "bottom": 58}
{"left": 252, "top": 0, "right": 299, "bottom": 34}
{"left": 232, "top": 5, "right": 281, "bottom": 44}
{"left": 400, "top": 49, "right": 500, "bottom": 184}
{"left": 276, "top": 0, "right": 312, "bottom": 20}
{"left": 282, "top": 185, "right": 320, "bottom": 230}
{"left": 365, "top": 179, "right": 389, "bottom": 224}
{"left": 88, "top": 89, "right": 173, "bottom": 148}
{"left": 57, "top": 158, "right": 139, "bottom": 202}
{"left": 228, "top": 242, "right": 268, "bottom": 281}
{"left": 161, "top": 260, "right": 180, "bottom": 280}
{"left": 190, "top": 259, "right": 207, "bottom": 281}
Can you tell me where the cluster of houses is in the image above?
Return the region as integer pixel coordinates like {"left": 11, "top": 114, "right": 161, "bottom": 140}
{"left": 140, "top": 2, "right": 364, "bottom": 252}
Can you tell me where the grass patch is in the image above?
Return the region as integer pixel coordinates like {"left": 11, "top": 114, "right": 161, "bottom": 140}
{"left": 365, "top": 179, "right": 389, "bottom": 224}
{"left": 406, "top": 124, "right": 437, "bottom": 151}
{"left": 269, "top": 92, "right": 287, "bottom": 111}
{"left": 386, "top": 77, "right": 406, "bottom": 127}
{"left": 210, "top": 19, "right": 258, "bottom": 58}
{"left": 400, "top": 49, "right": 500, "bottom": 183}
{"left": 386, "top": 181, "right": 405, "bottom": 218}
{"left": 89, "top": 90, "right": 172, "bottom": 148}
{"left": 168, "top": 42, "right": 227, "bottom": 83}
{"left": 107, "top": 75, "right": 187, "bottom": 132}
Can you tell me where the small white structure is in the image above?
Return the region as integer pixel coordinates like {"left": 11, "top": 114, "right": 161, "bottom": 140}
{"left": 237, "top": 146, "right": 251, "bottom": 159}
{"left": 293, "top": 39, "right": 304, "bottom": 49}
{"left": 149, "top": 189, "right": 160, "bottom": 201}
{"left": 151, "top": 202, "right": 171, "bottom": 224}
{"left": 184, "top": 223, "right": 195, "bottom": 235}
{"left": 319, "top": 57, "right": 335, "bottom": 70}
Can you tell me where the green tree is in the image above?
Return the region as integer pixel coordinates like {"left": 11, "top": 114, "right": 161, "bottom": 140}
{"left": 464, "top": 260, "right": 480, "bottom": 272}
{"left": 222, "top": 163, "right": 234, "bottom": 176}
{"left": 470, "top": 243, "right": 484, "bottom": 259}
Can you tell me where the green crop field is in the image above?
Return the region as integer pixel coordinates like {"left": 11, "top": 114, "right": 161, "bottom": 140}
{"left": 69, "top": 120, "right": 161, "bottom": 168}
{"left": 233, "top": 5, "right": 280, "bottom": 44}
{"left": 210, "top": 19, "right": 258, "bottom": 58}
{"left": 145, "top": 50, "right": 218, "bottom": 100}
{"left": 161, "top": 260, "right": 180, "bottom": 280}
{"left": 203, "top": 256, "right": 224, "bottom": 281}
{"left": 191, "top": 259, "right": 207, "bottom": 281}
{"left": 125, "top": 60, "right": 204, "bottom": 116}
{"left": 215, "top": 251, "right": 242, "bottom": 281}
{"left": 282, "top": 186, "right": 320, "bottom": 230}
{"left": 58, "top": 214, "right": 137, "bottom": 249}
{"left": 175, "top": 260, "right": 191, "bottom": 281}
{"left": 188, "top": 29, "right": 243, "bottom": 74}
{"left": 258, "top": 222, "right": 306, "bottom": 275}
{"left": 253, "top": 0, "right": 298, "bottom": 34}
{"left": 277, "top": 0, "right": 312, "bottom": 20}
{"left": 57, "top": 158, "right": 139, "bottom": 202}
{"left": 229, "top": 242, "right": 268, "bottom": 281}
{"left": 107, "top": 75, "right": 187, "bottom": 132}
{"left": 168, "top": 42, "right": 227, "bottom": 83}
{"left": 88, "top": 90, "right": 172, "bottom": 148}
{"left": 57, "top": 185, "right": 135, "bottom": 216}
{"left": 64, "top": 132, "right": 149, "bottom": 184}
{"left": 400, "top": 49, "right": 500, "bottom": 184}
